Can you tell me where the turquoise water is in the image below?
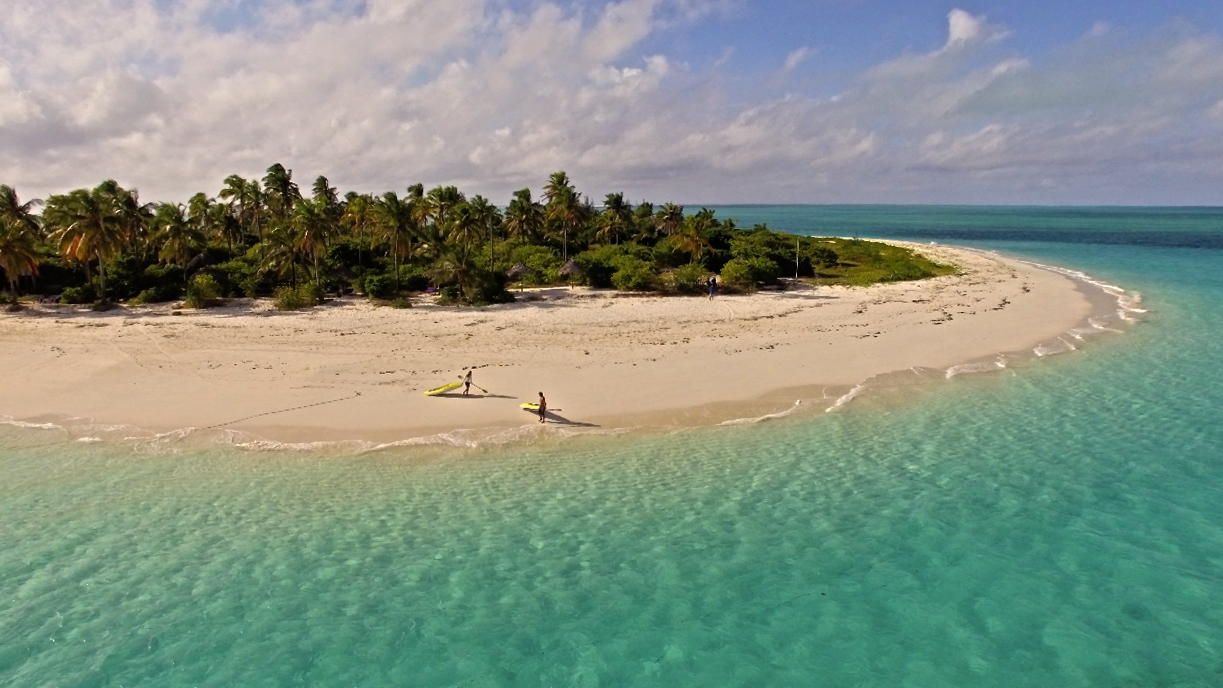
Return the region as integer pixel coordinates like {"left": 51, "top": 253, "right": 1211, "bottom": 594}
{"left": 3, "top": 207, "right": 1223, "bottom": 686}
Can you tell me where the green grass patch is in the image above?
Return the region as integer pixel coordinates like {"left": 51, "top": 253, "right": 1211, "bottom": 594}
{"left": 805, "top": 238, "right": 957, "bottom": 287}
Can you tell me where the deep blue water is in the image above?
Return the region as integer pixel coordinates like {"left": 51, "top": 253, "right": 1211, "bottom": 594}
{"left": 2, "top": 207, "right": 1222, "bottom": 687}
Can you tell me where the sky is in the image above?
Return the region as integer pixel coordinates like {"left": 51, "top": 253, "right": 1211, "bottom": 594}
{"left": 1, "top": 0, "right": 1222, "bottom": 205}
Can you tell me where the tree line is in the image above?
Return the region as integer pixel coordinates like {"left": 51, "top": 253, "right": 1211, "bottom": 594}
{"left": 0, "top": 165, "right": 946, "bottom": 309}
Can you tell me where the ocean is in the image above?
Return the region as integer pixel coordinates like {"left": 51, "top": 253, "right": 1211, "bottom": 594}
{"left": 2, "top": 206, "right": 1222, "bottom": 687}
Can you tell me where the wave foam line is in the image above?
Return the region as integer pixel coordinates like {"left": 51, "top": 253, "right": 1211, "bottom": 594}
{"left": 1034, "top": 337, "right": 1077, "bottom": 357}
{"left": 945, "top": 355, "right": 1008, "bottom": 379}
{"left": 1017, "top": 259, "right": 1146, "bottom": 316}
{"left": 826, "top": 384, "right": 867, "bottom": 412}
{"left": 0, "top": 417, "right": 62, "bottom": 430}
{"left": 719, "top": 400, "right": 803, "bottom": 426}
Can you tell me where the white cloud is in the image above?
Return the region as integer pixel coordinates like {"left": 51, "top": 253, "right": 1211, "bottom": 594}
{"left": 783, "top": 46, "right": 812, "bottom": 72}
{"left": 1087, "top": 21, "right": 1111, "bottom": 38}
{"left": 0, "top": 2, "right": 1221, "bottom": 204}
{"left": 943, "top": 9, "right": 1007, "bottom": 51}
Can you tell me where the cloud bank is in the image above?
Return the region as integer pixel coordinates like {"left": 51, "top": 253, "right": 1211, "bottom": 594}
{"left": 1, "top": 2, "right": 1222, "bottom": 204}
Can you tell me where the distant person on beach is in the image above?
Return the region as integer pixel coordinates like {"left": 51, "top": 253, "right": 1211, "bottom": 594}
{"left": 708, "top": 276, "right": 717, "bottom": 300}
{"left": 463, "top": 370, "right": 473, "bottom": 396}
{"left": 538, "top": 392, "right": 547, "bottom": 423}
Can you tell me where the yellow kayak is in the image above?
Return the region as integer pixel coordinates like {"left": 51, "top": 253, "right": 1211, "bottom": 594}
{"left": 425, "top": 382, "right": 463, "bottom": 396}
{"left": 521, "top": 403, "right": 540, "bottom": 411}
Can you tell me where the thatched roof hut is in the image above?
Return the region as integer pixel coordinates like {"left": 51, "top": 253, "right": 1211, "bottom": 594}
{"left": 506, "top": 262, "right": 532, "bottom": 280}
{"left": 558, "top": 259, "right": 584, "bottom": 279}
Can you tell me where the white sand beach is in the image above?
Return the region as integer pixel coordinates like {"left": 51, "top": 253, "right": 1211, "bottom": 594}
{"left": 0, "top": 243, "right": 1094, "bottom": 444}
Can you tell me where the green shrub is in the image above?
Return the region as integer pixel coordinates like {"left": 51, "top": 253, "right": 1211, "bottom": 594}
{"left": 652, "top": 242, "right": 689, "bottom": 270}
{"left": 361, "top": 273, "right": 396, "bottom": 299}
{"left": 300, "top": 282, "right": 324, "bottom": 304}
{"left": 211, "top": 259, "right": 259, "bottom": 297}
{"left": 273, "top": 284, "right": 320, "bottom": 310}
{"left": 130, "top": 287, "right": 173, "bottom": 305}
{"left": 435, "top": 285, "right": 462, "bottom": 306}
{"left": 719, "top": 256, "right": 779, "bottom": 289}
{"left": 128, "top": 264, "right": 184, "bottom": 304}
{"left": 611, "top": 257, "right": 656, "bottom": 291}
{"left": 390, "top": 297, "right": 412, "bottom": 309}
{"left": 507, "top": 245, "right": 563, "bottom": 285}
{"left": 61, "top": 284, "right": 97, "bottom": 304}
{"left": 141, "top": 263, "right": 185, "bottom": 297}
{"left": 185, "top": 274, "right": 222, "bottom": 309}
{"left": 718, "top": 259, "right": 752, "bottom": 289}
{"left": 576, "top": 244, "right": 655, "bottom": 288}
{"left": 574, "top": 248, "right": 618, "bottom": 288}
{"left": 667, "top": 262, "right": 709, "bottom": 294}
{"left": 398, "top": 267, "right": 430, "bottom": 292}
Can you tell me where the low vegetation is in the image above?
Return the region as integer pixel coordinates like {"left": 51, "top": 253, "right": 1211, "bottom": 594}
{"left": 0, "top": 170, "right": 953, "bottom": 310}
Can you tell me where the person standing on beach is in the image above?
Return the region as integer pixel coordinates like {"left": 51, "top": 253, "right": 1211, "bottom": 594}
{"left": 538, "top": 392, "right": 547, "bottom": 423}
{"left": 708, "top": 275, "right": 717, "bottom": 300}
{"left": 463, "top": 370, "right": 473, "bottom": 396}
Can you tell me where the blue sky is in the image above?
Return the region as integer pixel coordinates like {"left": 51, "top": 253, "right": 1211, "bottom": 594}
{"left": 1, "top": 0, "right": 1222, "bottom": 204}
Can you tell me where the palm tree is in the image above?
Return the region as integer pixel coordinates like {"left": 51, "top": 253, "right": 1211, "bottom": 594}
{"left": 96, "top": 180, "right": 150, "bottom": 248}
{"left": 655, "top": 202, "right": 684, "bottom": 238}
{"left": 0, "top": 223, "right": 40, "bottom": 302}
{"left": 505, "top": 188, "right": 544, "bottom": 245}
{"left": 424, "top": 185, "right": 464, "bottom": 231}
{"left": 632, "top": 201, "right": 655, "bottom": 242}
{"left": 43, "top": 185, "right": 129, "bottom": 300}
{"left": 262, "top": 163, "right": 300, "bottom": 223}
{"left": 209, "top": 203, "right": 244, "bottom": 251}
{"left": 219, "top": 174, "right": 265, "bottom": 248}
{"left": 312, "top": 176, "right": 338, "bottom": 208}
{"left": 426, "top": 248, "right": 478, "bottom": 297}
{"left": 374, "top": 191, "right": 416, "bottom": 292}
{"left": 0, "top": 185, "right": 41, "bottom": 233}
{"left": 342, "top": 192, "right": 375, "bottom": 267}
{"left": 152, "top": 203, "right": 205, "bottom": 282}
{"left": 187, "top": 192, "right": 212, "bottom": 231}
{"left": 293, "top": 198, "right": 333, "bottom": 285}
{"left": 544, "top": 173, "right": 585, "bottom": 259}
{"left": 597, "top": 192, "right": 632, "bottom": 245}
{"left": 0, "top": 186, "right": 41, "bottom": 302}
{"left": 543, "top": 171, "right": 573, "bottom": 206}
{"left": 669, "top": 208, "right": 715, "bottom": 263}
{"left": 260, "top": 223, "right": 307, "bottom": 288}
{"left": 467, "top": 195, "right": 501, "bottom": 269}
{"left": 447, "top": 202, "right": 483, "bottom": 262}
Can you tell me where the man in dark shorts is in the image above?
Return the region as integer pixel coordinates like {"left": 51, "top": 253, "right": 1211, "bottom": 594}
{"left": 707, "top": 275, "right": 716, "bottom": 300}
{"left": 463, "top": 370, "right": 473, "bottom": 396}
{"left": 537, "top": 392, "right": 547, "bottom": 423}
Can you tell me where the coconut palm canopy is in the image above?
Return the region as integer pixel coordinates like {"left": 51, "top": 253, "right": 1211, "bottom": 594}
{"left": 0, "top": 165, "right": 950, "bottom": 306}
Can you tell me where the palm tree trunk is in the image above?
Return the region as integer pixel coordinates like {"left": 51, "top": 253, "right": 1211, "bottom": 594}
{"left": 98, "top": 257, "right": 108, "bottom": 300}
{"left": 392, "top": 236, "right": 400, "bottom": 292}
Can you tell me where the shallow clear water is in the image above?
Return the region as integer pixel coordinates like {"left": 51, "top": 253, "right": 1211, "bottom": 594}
{"left": 3, "top": 207, "right": 1223, "bottom": 687}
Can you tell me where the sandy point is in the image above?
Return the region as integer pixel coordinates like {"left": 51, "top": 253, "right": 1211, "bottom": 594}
{"left": 0, "top": 243, "right": 1099, "bottom": 445}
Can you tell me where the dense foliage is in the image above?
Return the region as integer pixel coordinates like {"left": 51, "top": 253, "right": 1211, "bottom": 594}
{"left": 0, "top": 169, "right": 953, "bottom": 308}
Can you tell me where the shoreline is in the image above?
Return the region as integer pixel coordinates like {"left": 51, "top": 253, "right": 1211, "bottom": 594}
{"left": 0, "top": 243, "right": 1140, "bottom": 450}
